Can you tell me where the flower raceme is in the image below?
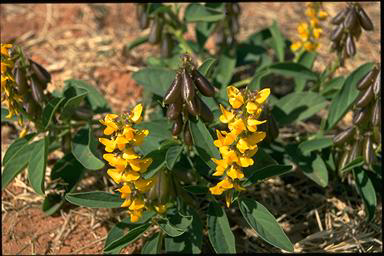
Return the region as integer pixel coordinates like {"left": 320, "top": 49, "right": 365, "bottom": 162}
{"left": 209, "top": 86, "right": 270, "bottom": 207}
{"left": 99, "top": 104, "right": 163, "bottom": 222}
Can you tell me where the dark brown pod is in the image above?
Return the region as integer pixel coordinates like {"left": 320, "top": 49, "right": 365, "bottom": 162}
{"left": 196, "top": 96, "right": 213, "bottom": 123}
{"left": 30, "top": 60, "right": 51, "bottom": 85}
{"left": 14, "top": 68, "right": 29, "bottom": 95}
{"left": 338, "top": 149, "right": 351, "bottom": 171}
{"left": 161, "top": 33, "right": 173, "bottom": 58}
{"left": 331, "top": 8, "right": 349, "bottom": 25}
{"left": 371, "top": 99, "right": 381, "bottom": 127}
{"left": 350, "top": 21, "right": 362, "bottom": 40}
{"left": 181, "top": 68, "right": 195, "bottom": 102}
{"left": 148, "top": 16, "right": 163, "bottom": 44}
{"left": 333, "top": 127, "right": 355, "bottom": 146}
{"left": 349, "top": 139, "right": 362, "bottom": 162}
{"left": 183, "top": 123, "right": 193, "bottom": 146}
{"left": 357, "top": 68, "right": 377, "bottom": 90}
{"left": 353, "top": 108, "right": 370, "bottom": 127}
{"left": 23, "top": 96, "right": 39, "bottom": 116}
{"left": 185, "top": 97, "right": 199, "bottom": 117}
{"left": 343, "top": 8, "right": 357, "bottom": 30}
{"left": 171, "top": 116, "right": 183, "bottom": 136}
{"left": 73, "top": 107, "right": 93, "bottom": 121}
{"left": 373, "top": 70, "right": 381, "bottom": 97}
{"left": 345, "top": 34, "right": 356, "bottom": 57}
{"left": 158, "top": 170, "right": 169, "bottom": 204}
{"left": 330, "top": 24, "right": 344, "bottom": 42}
{"left": 163, "top": 73, "right": 182, "bottom": 104}
{"left": 166, "top": 101, "right": 182, "bottom": 120}
{"left": 357, "top": 6, "right": 374, "bottom": 31}
{"left": 192, "top": 69, "right": 215, "bottom": 97}
{"left": 362, "top": 134, "right": 374, "bottom": 166}
{"left": 139, "top": 10, "right": 149, "bottom": 30}
{"left": 355, "top": 85, "right": 374, "bottom": 108}
{"left": 30, "top": 76, "right": 44, "bottom": 105}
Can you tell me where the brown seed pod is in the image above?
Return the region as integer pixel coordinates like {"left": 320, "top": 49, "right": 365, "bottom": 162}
{"left": 14, "top": 67, "right": 29, "bottom": 95}
{"left": 181, "top": 68, "right": 195, "bottom": 102}
{"left": 183, "top": 123, "right": 193, "bottom": 146}
{"left": 357, "top": 68, "right": 377, "bottom": 90}
{"left": 343, "top": 7, "right": 357, "bottom": 31}
{"left": 362, "top": 134, "right": 374, "bottom": 166}
{"left": 192, "top": 69, "right": 215, "bottom": 97}
{"left": 355, "top": 84, "right": 374, "bottom": 108}
{"left": 338, "top": 148, "right": 351, "bottom": 171}
{"left": 172, "top": 115, "right": 183, "bottom": 136}
{"left": 356, "top": 6, "right": 374, "bottom": 31}
{"left": 23, "top": 96, "right": 39, "bottom": 116}
{"left": 345, "top": 34, "right": 356, "bottom": 57}
{"left": 185, "top": 97, "right": 199, "bottom": 117}
{"left": 333, "top": 127, "right": 355, "bottom": 146}
{"left": 137, "top": 4, "right": 149, "bottom": 30}
{"left": 30, "top": 76, "right": 44, "bottom": 105}
{"left": 30, "top": 60, "right": 51, "bottom": 85}
{"left": 371, "top": 99, "right": 381, "bottom": 127}
{"left": 353, "top": 108, "right": 371, "bottom": 127}
{"left": 73, "top": 107, "right": 93, "bottom": 121}
{"left": 330, "top": 24, "right": 344, "bottom": 42}
{"left": 161, "top": 33, "right": 173, "bottom": 58}
{"left": 158, "top": 170, "right": 170, "bottom": 203}
{"left": 164, "top": 73, "right": 182, "bottom": 104}
{"left": 349, "top": 138, "right": 362, "bottom": 162}
{"left": 331, "top": 8, "right": 349, "bottom": 25}
{"left": 196, "top": 96, "right": 213, "bottom": 123}
{"left": 166, "top": 100, "right": 182, "bottom": 120}
{"left": 148, "top": 16, "right": 163, "bottom": 44}
{"left": 373, "top": 70, "right": 381, "bottom": 97}
{"left": 350, "top": 21, "right": 362, "bottom": 40}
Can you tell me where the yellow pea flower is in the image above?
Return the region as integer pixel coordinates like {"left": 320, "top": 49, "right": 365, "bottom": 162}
{"left": 130, "top": 210, "right": 143, "bottom": 222}
{"left": 228, "top": 118, "right": 246, "bottom": 135}
{"left": 122, "top": 148, "right": 140, "bottom": 160}
{"left": 227, "top": 165, "right": 244, "bottom": 180}
{"left": 154, "top": 204, "right": 167, "bottom": 214}
{"left": 222, "top": 149, "right": 239, "bottom": 165}
{"left": 227, "top": 86, "right": 244, "bottom": 109}
{"left": 247, "top": 131, "right": 266, "bottom": 145}
{"left": 313, "top": 28, "right": 322, "bottom": 39}
{"left": 247, "top": 118, "right": 266, "bottom": 132}
{"left": 134, "top": 178, "right": 154, "bottom": 192}
{"left": 218, "top": 178, "right": 234, "bottom": 189}
{"left": 211, "top": 158, "right": 227, "bottom": 176}
{"left": 1, "top": 44, "right": 12, "bottom": 57}
{"left": 303, "top": 41, "right": 318, "bottom": 51}
{"left": 100, "top": 114, "right": 119, "bottom": 135}
{"left": 129, "top": 198, "right": 145, "bottom": 210}
{"left": 99, "top": 138, "right": 116, "bottom": 152}
{"left": 290, "top": 41, "right": 302, "bottom": 52}
{"left": 209, "top": 185, "right": 225, "bottom": 195}
{"left": 107, "top": 168, "right": 124, "bottom": 184}
{"left": 305, "top": 8, "right": 316, "bottom": 18}
{"left": 121, "top": 170, "right": 141, "bottom": 182}
{"left": 238, "top": 156, "right": 254, "bottom": 167}
{"left": 103, "top": 154, "right": 127, "bottom": 170}
{"left": 121, "top": 196, "right": 132, "bottom": 207}
{"left": 318, "top": 10, "right": 328, "bottom": 20}
{"left": 129, "top": 104, "right": 143, "bottom": 124}
{"left": 117, "top": 184, "right": 132, "bottom": 195}
{"left": 297, "top": 22, "right": 308, "bottom": 35}
{"left": 133, "top": 129, "right": 149, "bottom": 146}
{"left": 214, "top": 130, "right": 236, "bottom": 148}
{"left": 219, "top": 104, "right": 234, "bottom": 123}
{"left": 19, "top": 127, "right": 28, "bottom": 138}
{"left": 256, "top": 89, "right": 270, "bottom": 104}
{"left": 310, "top": 18, "right": 319, "bottom": 27}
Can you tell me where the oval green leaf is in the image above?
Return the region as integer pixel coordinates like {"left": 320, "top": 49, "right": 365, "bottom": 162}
{"left": 298, "top": 137, "right": 333, "bottom": 155}
{"left": 132, "top": 68, "right": 176, "bottom": 97}
{"left": 166, "top": 145, "right": 183, "bottom": 170}
{"left": 242, "top": 165, "right": 292, "bottom": 187}
{"left": 2, "top": 133, "right": 36, "bottom": 166}
{"left": 269, "top": 20, "right": 285, "bottom": 62}
{"left": 184, "top": 4, "right": 225, "bottom": 22}
{"left": 65, "top": 191, "right": 124, "bottom": 208}
{"left": 42, "top": 96, "right": 66, "bottom": 129}
{"left": 141, "top": 232, "right": 161, "bottom": 254}
{"left": 28, "top": 137, "right": 48, "bottom": 195}
{"left": 354, "top": 167, "right": 377, "bottom": 221}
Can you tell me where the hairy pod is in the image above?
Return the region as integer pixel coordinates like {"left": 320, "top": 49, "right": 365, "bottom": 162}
{"left": 349, "top": 138, "right": 362, "bottom": 162}
{"left": 343, "top": 8, "right": 357, "bottom": 31}
{"left": 183, "top": 123, "right": 193, "bottom": 146}
{"left": 355, "top": 84, "right": 374, "bottom": 108}
{"left": 163, "top": 73, "right": 182, "bottom": 104}
{"left": 353, "top": 108, "right": 370, "bottom": 127}
{"left": 362, "top": 134, "right": 374, "bottom": 166}
{"left": 30, "top": 76, "right": 44, "bottom": 105}
{"left": 192, "top": 69, "right": 215, "bottom": 97}
{"left": 331, "top": 8, "right": 349, "bottom": 25}
{"left": 338, "top": 148, "right": 351, "bottom": 172}
{"left": 373, "top": 70, "right": 381, "bottom": 97}
{"left": 166, "top": 100, "right": 182, "bottom": 120}
{"left": 185, "top": 97, "right": 199, "bottom": 117}
{"left": 61, "top": 132, "right": 72, "bottom": 154}
{"left": 148, "top": 16, "right": 163, "bottom": 44}
{"left": 161, "top": 33, "right": 173, "bottom": 58}
{"left": 181, "top": 68, "right": 195, "bottom": 102}
{"left": 14, "top": 67, "right": 29, "bottom": 95}
{"left": 357, "top": 68, "right": 377, "bottom": 90}
{"left": 330, "top": 24, "right": 344, "bottom": 42}
{"left": 73, "top": 107, "right": 93, "bottom": 121}
{"left": 345, "top": 34, "right": 356, "bottom": 57}
{"left": 356, "top": 6, "right": 374, "bottom": 31}
{"left": 196, "top": 96, "right": 213, "bottom": 123}
{"left": 30, "top": 60, "right": 51, "bottom": 86}
{"left": 171, "top": 115, "right": 183, "bottom": 136}
{"left": 371, "top": 99, "right": 381, "bottom": 127}
{"left": 333, "top": 127, "right": 355, "bottom": 146}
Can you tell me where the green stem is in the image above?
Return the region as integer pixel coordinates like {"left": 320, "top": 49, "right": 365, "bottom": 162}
{"left": 230, "top": 77, "right": 252, "bottom": 88}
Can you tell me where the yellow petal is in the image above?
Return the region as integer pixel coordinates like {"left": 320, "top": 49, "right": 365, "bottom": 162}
{"left": 227, "top": 165, "right": 244, "bottom": 180}
{"left": 122, "top": 148, "right": 140, "bottom": 160}
{"left": 121, "top": 197, "right": 132, "bottom": 207}
{"left": 118, "top": 184, "right": 132, "bottom": 194}
{"left": 290, "top": 41, "right": 302, "bottom": 52}
{"left": 239, "top": 156, "right": 254, "bottom": 167}
{"left": 154, "top": 204, "right": 167, "bottom": 214}
{"left": 130, "top": 104, "right": 143, "bottom": 123}
{"left": 121, "top": 170, "right": 140, "bottom": 182}
{"left": 228, "top": 118, "right": 246, "bottom": 135}
{"left": 130, "top": 210, "right": 143, "bottom": 222}
{"left": 104, "top": 126, "right": 117, "bottom": 136}
{"left": 99, "top": 138, "right": 116, "bottom": 152}
{"left": 255, "top": 89, "right": 270, "bottom": 104}
{"left": 107, "top": 169, "right": 123, "bottom": 184}
{"left": 227, "top": 86, "right": 244, "bottom": 109}
{"left": 209, "top": 185, "right": 225, "bottom": 195}
{"left": 129, "top": 198, "right": 145, "bottom": 210}
{"left": 219, "top": 104, "right": 234, "bottom": 123}
{"left": 134, "top": 178, "right": 154, "bottom": 192}
{"left": 226, "top": 191, "right": 232, "bottom": 208}
{"left": 218, "top": 178, "right": 233, "bottom": 189}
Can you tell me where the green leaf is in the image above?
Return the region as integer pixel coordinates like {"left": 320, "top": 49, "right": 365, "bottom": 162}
{"left": 2, "top": 133, "right": 36, "bottom": 166}
{"left": 242, "top": 165, "right": 292, "bottom": 187}
{"left": 183, "top": 185, "right": 209, "bottom": 194}
{"left": 198, "top": 57, "right": 217, "bottom": 77}
{"left": 272, "top": 91, "right": 326, "bottom": 124}
{"left": 195, "top": 22, "right": 216, "bottom": 51}
{"left": 294, "top": 51, "right": 317, "bottom": 92}
{"left": 269, "top": 20, "right": 285, "bottom": 62}
{"left": 354, "top": 167, "right": 377, "bottom": 221}
{"left": 158, "top": 212, "right": 194, "bottom": 237}
{"left": 166, "top": 145, "right": 183, "bottom": 170}
{"left": 304, "top": 154, "right": 329, "bottom": 187}
{"left": 104, "top": 223, "right": 151, "bottom": 252}
{"left": 60, "top": 88, "right": 88, "bottom": 120}
{"left": 341, "top": 156, "right": 364, "bottom": 173}
{"left": 142, "top": 148, "right": 167, "bottom": 179}
{"left": 2, "top": 141, "right": 36, "bottom": 190}
{"left": 136, "top": 119, "right": 172, "bottom": 155}
{"left": 142, "top": 232, "right": 162, "bottom": 254}
{"left": 326, "top": 62, "right": 374, "bottom": 130}
{"left": 124, "top": 35, "right": 149, "bottom": 52}
{"left": 248, "top": 68, "right": 270, "bottom": 91}
{"left": 239, "top": 198, "right": 293, "bottom": 252}
{"left": 72, "top": 127, "right": 104, "bottom": 170}
{"left": 207, "top": 201, "right": 236, "bottom": 253}
{"left": 215, "top": 52, "right": 236, "bottom": 87}
{"left": 132, "top": 68, "right": 177, "bottom": 97}
{"left": 321, "top": 76, "right": 346, "bottom": 98}
{"left": 1, "top": 107, "right": 27, "bottom": 122}
{"left": 65, "top": 191, "right": 124, "bottom": 208}
{"left": 298, "top": 137, "right": 333, "bottom": 155}
{"left": 41, "top": 96, "right": 65, "bottom": 130}
{"left": 42, "top": 193, "right": 65, "bottom": 216}
{"left": 269, "top": 62, "right": 317, "bottom": 80}
{"left": 184, "top": 3, "right": 225, "bottom": 22}
{"left": 28, "top": 137, "right": 48, "bottom": 195}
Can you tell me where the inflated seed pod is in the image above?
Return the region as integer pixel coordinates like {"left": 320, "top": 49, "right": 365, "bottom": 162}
{"left": 345, "top": 34, "right": 356, "bottom": 57}
{"left": 357, "top": 68, "right": 377, "bottom": 90}
{"left": 355, "top": 85, "right": 374, "bottom": 108}
{"left": 166, "top": 100, "right": 182, "bottom": 120}
{"left": 14, "top": 67, "right": 29, "bottom": 95}
{"left": 183, "top": 123, "right": 193, "bottom": 146}
{"left": 343, "top": 8, "right": 357, "bottom": 30}
{"left": 61, "top": 132, "right": 72, "bottom": 154}
{"left": 164, "top": 73, "right": 182, "bottom": 104}
{"left": 371, "top": 99, "right": 381, "bottom": 127}
{"left": 171, "top": 115, "right": 183, "bottom": 136}
{"left": 338, "top": 148, "right": 351, "bottom": 171}
{"left": 356, "top": 6, "right": 374, "bottom": 31}
{"left": 352, "top": 108, "right": 370, "bottom": 127}
{"left": 148, "top": 16, "right": 163, "bottom": 44}
{"left": 196, "top": 96, "right": 213, "bottom": 123}
{"left": 362, "top": 134, "right": 374, "bottom": 166}
{"left": 349, "top": 138, "right": 362, "bottom": 162}
{"left": 350, "top": 22, "right": 362, "bottom": 40}
{"left": 192, "top": 69, "right": 215, "bottom": 97}
{"left": 30, "top": 76, "right": 44, "bottom": 104}
{"left": 330, "top": 24, "right": 344, "bottom": 42}
{"left": 181, "top": 68, "right": 195, "bottom": 102}
{"left": 331, "top": 8, "right": 349, "bottom": 25}
{"left": 30, "top": 60, "right": 51, "bottom": 85}
{"left": 161, "top": 33, "right": 173, "bottom": 58}
{"left": 333, "top": 127, "right": 355, "bottom": 146}
{"left": 373, "top": 70, "right": 381, "bottom": 97}
{"left": 185, "top": 97, "right": 199, "bottom": 117}
{"left": 73, "top": 107, "right": 93, "bottom": 121}
{"left": 158, "top": 170, "right": 170, "bottom": 204}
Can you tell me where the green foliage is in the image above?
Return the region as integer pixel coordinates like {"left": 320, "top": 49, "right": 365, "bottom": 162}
{"left": 65, "top": 191, "right": 124, "bottom": 208}
{"left": 28, "top": 136, "right": 48, "bottom": 195}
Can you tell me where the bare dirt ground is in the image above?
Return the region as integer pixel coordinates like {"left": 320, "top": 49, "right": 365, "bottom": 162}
{"left": 1, "top": 3, "right": 382, "bottom": 254}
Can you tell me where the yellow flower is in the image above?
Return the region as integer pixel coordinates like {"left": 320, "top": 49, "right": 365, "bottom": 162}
{"left": 134, "top": 178, "right": 154, "bottom": 192}
{"left": 214, "top": 130, "right": 236, "bottom": 148}
{"left": 225, "top": 191, "right": 232, "bottom": 208}
{"left": 130, "top": 210, "right": 143, "bottom": 222}
{"left": 219, "top": 104, "right": 234, "bottom": 123}
{"left": 1, "top": 44, "right": 12, "bottom": 57}
{"left": 122, "top": 148, "right": 140, "bottom": 160}
{"left": 19, "top": 127, "right": 28, "bottom": 138}
{"left": 100, "top": 114, "right": 119, "bottom": 135}
{"left": 238, "top": 156, "right": 254, "bottom": 167}
{"left": 228, "top": 118, "right": 246, "bottom": 135}
{"left": 290, "top": 41, "right": 302, "bottom": 52}
{"left": 247, "top": 131, "right": 266, "bottom": 145}
{"left": 129, "top": 104, "right": 143, "bottom": 124}
{"left": 209, "top": 178, "right": 233, "bottom": 195}
{"left": 129, "top": 198, "right": 145, "bottom": 210}
{"left": 303, "top": 41, "right": 317, "bottom": 51}
{"left": 121, "top": 170, "right": 141, "bottom": 182}
{"left": 222, "top": 149, "right": 238, "bottom": 165}
{"left": 212, "top": 158, "right": 227, "bottom": 176}
{"left": 103, "top": 154, "right": 127, "bottom": 170}
{"left": 133, "top": 129, "right": 149, "bottom": 146}
{"left": 310, "top": 18, "right": 319, "bottom": 27}
{"left": 227, "top": 165, "right": 244, "bottom": 180}
{"left": 247, "top": 118, "right": 266, "bottom": 132}
{"left": 305, "top": 7, "right": 316, "bottom": 18}
{"left": 255, "top": 89, "right": 270, "bottom": 104}
{"left": 107, "top": 168, "right": 124, "bottom": 183}
{"left": 297, "top": 22, "right": 308, "bottom": 35}
{"left": 118, "top": 184, "right": 132, "bottom": 195}
{"left": 318, "top": 10, "right": 328, "bottom": 20}
{"left": 99, "top": 138, "right": 116, "bottom": 152}
{"left": 154, "top": 204, "right": 167, "bottom": 214}
{"left": 313, "top": 28, "right": 322, "bottom": 39}
{"left": 121, "top": 197, "right": 132, "bottom": 207}
{"left": 227, "top": 86, "right": 244, "bottom": 109}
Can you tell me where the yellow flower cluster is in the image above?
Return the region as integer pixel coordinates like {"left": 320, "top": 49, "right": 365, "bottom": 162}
{"left": 291, "top": 2, "right": 328, "bottom": 52}
{"left": 1, "top": 44, "right": 24, "bottom": 128}
{"left": 209, "top": 86, "right": 270, "bottom": 207}
{"left": 99, "top": 104, "right": 155, "bottom": 222}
